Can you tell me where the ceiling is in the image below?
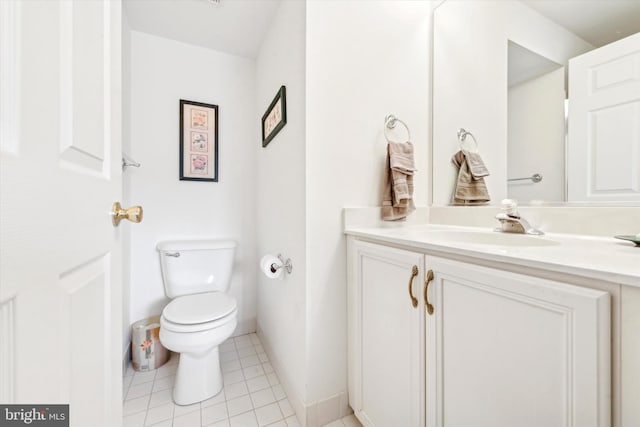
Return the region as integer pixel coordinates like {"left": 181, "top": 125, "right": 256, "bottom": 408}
{"left": 123, "top": 0, "right": 640, "bottom": 57}
{"left": 522, "top": 0, "right": 640, "bottom": 47}
{"left": 123, "top": 0, "right": 281, "bottom": 58}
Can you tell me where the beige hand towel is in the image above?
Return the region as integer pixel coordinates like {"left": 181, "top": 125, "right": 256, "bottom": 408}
{"left": 389, "top": 142, "right": 416, "bottom": 174}
{"left": 389, "top": 142, "right": 416, "bottom": 204}
{"left": 464, "top": 151, "right": 489, "bottom": 178}
{"left": 382, "top": 142, "right": 416, "bottom": 221}
{"left": 451, "top": 150, "right": 490, "bottom": 204}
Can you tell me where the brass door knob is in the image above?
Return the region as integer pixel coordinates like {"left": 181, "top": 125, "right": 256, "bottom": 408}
{"left": 112, "top": 202, "right": 143, "bottom": 227}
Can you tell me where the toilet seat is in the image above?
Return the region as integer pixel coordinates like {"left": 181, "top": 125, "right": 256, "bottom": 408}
{"left": 160, "top": 309, "right": 237, "bottom": 333}
{"left": 161, "top": 292, "right": 237, "bottom": 333}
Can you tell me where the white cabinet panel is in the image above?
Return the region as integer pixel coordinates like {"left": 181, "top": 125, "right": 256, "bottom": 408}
{"left": 426, "top": 256, "right": 611, "bottom": 427}
{"left": 621, "top": 285, "right": 640, "bottom": 427}
{"left": 348, "top": 239, "right": 425, "bottom": 427}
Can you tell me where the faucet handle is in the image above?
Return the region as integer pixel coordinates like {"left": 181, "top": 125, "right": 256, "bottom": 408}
{"left": 500, "top": 198, "right": 520, "bottom": 218}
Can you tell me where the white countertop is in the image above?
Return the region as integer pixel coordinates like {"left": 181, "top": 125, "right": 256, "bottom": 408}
{"left": 345, "top": 224, "right": 640, "bottom": 287}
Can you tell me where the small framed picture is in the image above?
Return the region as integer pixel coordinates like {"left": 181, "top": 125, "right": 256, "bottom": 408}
{"left": 261, "top": 85, "right": 287, "bottom": 148}
{"left": 180, "top": 100, "right": 218, "bottom": 182}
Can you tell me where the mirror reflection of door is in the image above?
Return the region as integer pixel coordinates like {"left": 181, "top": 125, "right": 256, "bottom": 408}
{"left": 567, "top": 32, "right": 640, "bottom": 203}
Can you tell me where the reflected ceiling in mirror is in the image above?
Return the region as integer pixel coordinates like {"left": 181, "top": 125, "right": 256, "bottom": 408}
{"left": 522, "top": 0, "right": 640, "bottom": 47}
{"left": 432, "top": 0, "right": 640, "bottom": 206}
{"left": 508, "top": 42, "right": 562, "bottom": 87}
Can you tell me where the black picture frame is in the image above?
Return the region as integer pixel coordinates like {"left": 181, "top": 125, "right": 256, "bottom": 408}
{"left": 179, "top": 99, "right": 218, "bottom": 182}
{"left": 261, "top": 86, "right": 287, "bottom": 147}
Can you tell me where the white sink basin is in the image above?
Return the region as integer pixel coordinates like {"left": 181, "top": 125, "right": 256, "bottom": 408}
{"left": 418, "top": 229, "right": 560, "bottom": 247}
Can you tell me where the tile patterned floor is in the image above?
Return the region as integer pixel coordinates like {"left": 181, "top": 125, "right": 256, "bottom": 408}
{"left": 321, "top": 415, "right": 362, "bottom": 427}
{"left": 123, "top": 333, "right": 362, "bottom": 427}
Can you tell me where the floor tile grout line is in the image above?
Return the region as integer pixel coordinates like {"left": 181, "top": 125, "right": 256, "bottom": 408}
{"left": 123, "top": 333, "right": 306, "bottom": 427}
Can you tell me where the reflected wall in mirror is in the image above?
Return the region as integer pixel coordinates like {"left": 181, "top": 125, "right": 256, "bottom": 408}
{"left": 432, "top": 0, "right": 640, "bottom": 205}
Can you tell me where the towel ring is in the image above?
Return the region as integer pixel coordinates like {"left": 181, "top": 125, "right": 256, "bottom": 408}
{"left": 384, "top": 114, "right": 411, "bottom": 143}
{"left": 457, "top": 128, "right": 479, "bottom": 152}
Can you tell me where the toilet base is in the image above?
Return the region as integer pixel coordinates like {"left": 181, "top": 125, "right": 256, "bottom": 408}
{"left": 173, "top": 347, "right": 222, "bottom": 405}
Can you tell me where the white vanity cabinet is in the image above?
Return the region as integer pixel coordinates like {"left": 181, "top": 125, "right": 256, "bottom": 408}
{"left": 348, "top": 237, "right": 612, "bottom": 427}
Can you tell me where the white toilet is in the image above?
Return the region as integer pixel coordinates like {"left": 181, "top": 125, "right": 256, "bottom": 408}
{"left": 157, "top": 239, "right": 238, "bottom": 405}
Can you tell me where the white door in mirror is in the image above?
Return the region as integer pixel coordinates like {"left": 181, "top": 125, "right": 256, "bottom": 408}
{"left": 568, "top": 32, "right": 640, "bottom": 202}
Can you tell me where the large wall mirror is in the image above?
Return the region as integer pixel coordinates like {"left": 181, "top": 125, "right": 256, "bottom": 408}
{"left": 432, "top": 0, "right": 640, "bottom": 206}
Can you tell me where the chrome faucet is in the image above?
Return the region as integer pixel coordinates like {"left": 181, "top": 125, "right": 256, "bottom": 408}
{"left": 495, "top": 199, "right": 544, "bottom": 235}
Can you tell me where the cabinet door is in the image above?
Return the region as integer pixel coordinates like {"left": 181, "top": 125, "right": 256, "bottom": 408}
{"left": 425, "top": 256, "right": 611, "bottom": 427}
{"left": 348, "top": 239, "right": 425, "bottom": 427}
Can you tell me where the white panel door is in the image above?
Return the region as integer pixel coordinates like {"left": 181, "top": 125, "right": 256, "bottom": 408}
{"left": 425, "top": 256, "right": 611, "bottom": 427}
{"left": 568, "top": 32, "right": 640, "bottom": 202}
{"left": 348, "top": 239, "right": 425, "bottom": 427}
{"left": 0, "top": 1, "right": 123, "bottom": 425}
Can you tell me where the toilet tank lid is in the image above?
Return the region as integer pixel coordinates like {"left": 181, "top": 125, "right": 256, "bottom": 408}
{"left": 156, "top": 239, "right": 236, "bottom": 251}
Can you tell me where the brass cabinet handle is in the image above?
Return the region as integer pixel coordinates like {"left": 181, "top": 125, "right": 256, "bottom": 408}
{"left": 111, "top": 202, "right": 143, "bottom": 227}
{"left": 408, "top": 265, "right": 419, "bottom": 308}
{"left": 424, "top": 269, "right": 434, "bottom": 315}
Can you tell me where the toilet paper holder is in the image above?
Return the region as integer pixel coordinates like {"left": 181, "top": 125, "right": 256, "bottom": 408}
{"left": 270, "top": 254, "right": 293, "bottom": 274}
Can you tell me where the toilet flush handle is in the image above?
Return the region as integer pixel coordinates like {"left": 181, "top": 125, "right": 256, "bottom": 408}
{"left": 165, "top": 252, "right": 180, "bottom": 258}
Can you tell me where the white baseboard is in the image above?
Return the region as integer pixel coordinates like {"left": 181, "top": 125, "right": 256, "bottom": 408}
{"left": 233, "top": 316, "right": 257, "bottom": 338}
{"left": 305, "top": 391, "right": 352, "bottom": 427}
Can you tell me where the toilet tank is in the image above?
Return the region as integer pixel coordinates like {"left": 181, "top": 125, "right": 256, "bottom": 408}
{"left": 157, "top": 239, "right": 236, "bottom": 298}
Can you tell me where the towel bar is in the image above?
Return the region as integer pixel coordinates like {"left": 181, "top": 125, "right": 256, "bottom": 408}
{"left": 122, "top": 153, "right": 141, "bottom": 171}
{"left": 384, "top": 114, "right": 411, "bottom": 143}
{"left": 508, "top": 173, "right": 543, "bottom": 183}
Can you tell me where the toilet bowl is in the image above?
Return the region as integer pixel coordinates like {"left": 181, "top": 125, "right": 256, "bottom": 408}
{"left": 159, "top": 292, "right": 237, "bottom": 405}
{"left": 156, "top": 239, "right": 238, "bottom": 406}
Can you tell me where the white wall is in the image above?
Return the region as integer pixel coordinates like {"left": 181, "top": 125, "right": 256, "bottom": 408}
{"left": 255, "top": 3, "right": 432, "bottom": 425}
{"left": 305, "top": 0, "right": 431, "bottom": 419}
{"left": 432, "top": 0, "right": 593, "bottom": 205}
{"left": 128, "top": 31, "right": 258, "bottom": 335}
{"left": 255, "top": 0, "right": 307, "bottom": 416}
{"left": 508, "top": 67, "right": 565, "bottom": 202}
